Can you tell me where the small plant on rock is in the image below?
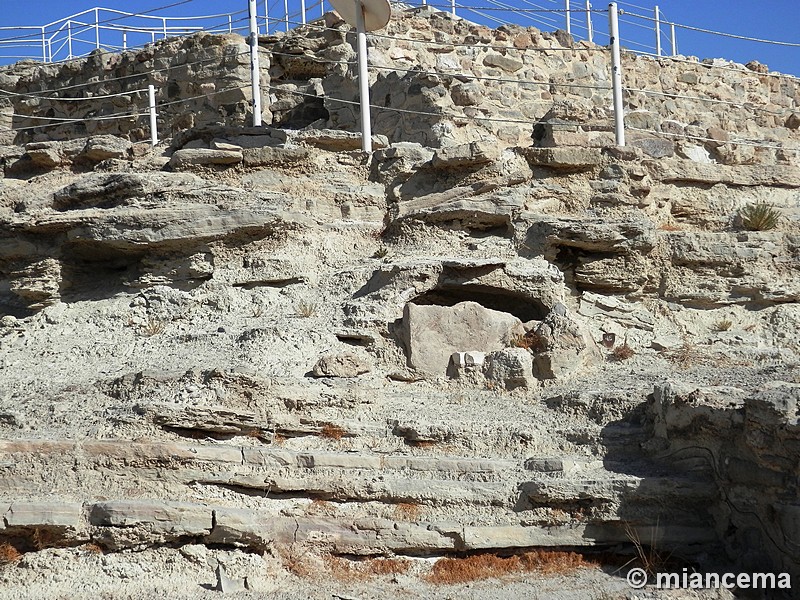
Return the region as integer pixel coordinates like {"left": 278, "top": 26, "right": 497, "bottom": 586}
{"left": 509, "top": 331, "right": 548, "bottom": 353}
{"left": 296, "top": 300, "right": 317, "bottom": 318}
{"left": 611, "top": 343, "right": 635, "bottom": 361}
{"left": 713, "top": 318, "right": 733, "bottom": 332}
{"left": 0, "top": 542, "right": 21, "bottom": 564}
{"left": 740, "top": 202, "right": 781, "bottom": 231}
{"left": 141, "top": 316, "right": 167, "bottom": 337}
{"left": 320, "top": 423, "right": 347, "bottom": 440}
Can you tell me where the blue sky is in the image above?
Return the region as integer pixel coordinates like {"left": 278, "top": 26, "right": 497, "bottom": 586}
{"left": 0, "top": 0, "right": 798, "bottom": 76}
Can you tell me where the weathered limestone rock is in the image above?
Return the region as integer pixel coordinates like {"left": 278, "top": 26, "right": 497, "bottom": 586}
{"left": 291, "top": 129, "right": 388, "bottom": 151}
{"left": 520, "top": 147, "right": 602, "bottom": 170}
{"left": 530, "top": 305, "right": 601, "bottom": 380}
{"left": 311, "top": 352, "right": 371, "bottom": 378}
{"left": 241, "top": 146, "right": 309, "bottom": 167}
{"left": 400, "top": 301, "right": 524, "bottom": 375}
{"left": 90, "top": 501, "right": 213, "bottom": 550}
{"left": 482, "top": 347, "right": 535, "bottom": 389}
{"left": 447, "top": 351, "right": 485, "bottom": 380}
{"left": 9, "top": 257, "right": 61, "bottom": 308}
{"left": 168, "top": 148, "right": 243, "bottom": 168}
{"left": 80, "top": 135, "right": 132, "bottom": 162}
{"left": 483, "top": 52, "right": 524, "bottom": 73}
{"left": 4, "top": 503, "right": 83, "bottom": 529}
{"left": 52, "top": 172, "right": 203, "bottom": 210}
{"left": 429, "top": 141, "right": 498, "bottom": 168}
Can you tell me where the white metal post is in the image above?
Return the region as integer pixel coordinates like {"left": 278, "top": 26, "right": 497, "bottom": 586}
{"left": 67, "top": 21, "right": 73, "bottom": 59}
{"left": 301, "top": 0, "right": 307, "bottom": 24}
{"left": 148, "top": 84, "right": 158, "bottom": 147}
{"left": 565, "top": 0, "right": 571, "bottom": 36}
{"left": 94, "top": 8, "right": 100, "bottom": 49}
{"left": 284, "top": 0, "right": 289, "bottom": 31}
{"left": 654, "top": 5, "right": 661, "bottom": 56}
{"left": 41, "top": 27, "right": 47, "bottom": 62}
{"left": 162, "top": 17, "right": 168, "bottom": 39}
{"left": 265, "top": 0, "right": 269, "bottom": 34}
{"left": 248, "top": 0, "right": 263, "bottom": 127}
{"left": 608, "top": 2, "right": 625, "bottom": 147}
{"left": 670, "top": 23, "right": 677, "bottom": 55}
{"left": 123, "top": 31, "right": 127, "bottom": 50}
{"left": 228, "top": 15, "right": 233, "bottom": 33}
{"left": 451, "top": 0, "right": 456, "bottom": 16}
{"left": 355, "top": 0, "right": 372, "bottom": 152}
{"left": 585, "top": 0, "right": 593, "bottom": 43}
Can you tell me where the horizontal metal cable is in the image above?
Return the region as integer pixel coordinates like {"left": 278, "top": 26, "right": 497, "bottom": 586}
{"left": 627, "top": 126, "right": 799, "bottom": 151}
{"left": 623, "top": 9, "right": 800, "bottom": 48}
{"left": 624, "top": 86, "right": 793, "bottom": 116}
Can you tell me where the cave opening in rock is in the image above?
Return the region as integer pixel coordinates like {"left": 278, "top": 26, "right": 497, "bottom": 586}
{"left": 410, "top": 285, "right": 547, "bottom": 323}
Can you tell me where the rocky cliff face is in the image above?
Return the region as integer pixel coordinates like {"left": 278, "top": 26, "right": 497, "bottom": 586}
{"left": 0, "top": 7, "right": 798, "bottom": 599}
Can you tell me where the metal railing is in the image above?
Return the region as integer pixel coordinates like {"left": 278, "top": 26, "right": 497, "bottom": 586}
{"left": 0, "top": 1, "right": 678, "bottom": 66}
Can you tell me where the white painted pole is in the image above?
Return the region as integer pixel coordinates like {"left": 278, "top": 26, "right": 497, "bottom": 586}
{"left": 162, "top": 17, "right": 168, "bottom": 39}
{"left": 608, "top": 2, "right": 625, "bottom": 147}
{"left": 148, "top": 84, "right": 158, "bottom": 147}
{"left": 585, "top": 0, "right": 593, "bottom": 44}
{"left": 248, "top": 0, "right": 263, "bottom": 127}
{"left": 451, "top": 0, "right": 456, "bottom": 17}
{"left": 41, "top": 27, "right": 47, "bottom": 62}
{"left": 94, "top": 8, "right": 100, "bottom": 49}
{"left": 123, "top": 31, "right": 127, "bottom": 50}
{"left": 67, "top": 21, "right": 73, "bottom": 59}
{"left": 565, "top": 0, "right": 571, "bottom": 36}
{"left": 284, "top": 0, "right": 289, "bottom": 31}
{"left": 654, "top": 5, "right": 661, "bottom": 56}
{"left": 670, "top": 22, "right": 677, "bottom": 55}
{"left": 355, "top": 0, "right": 372, "bottom": 153}
{"left": 228, "top": 15, "right": 233, "bottom": 33}
{"left": 265, "top": 0, "right": 269, "bottom": 34}
{"left": 301, "top": 0, "right": 307, "bottom": 24}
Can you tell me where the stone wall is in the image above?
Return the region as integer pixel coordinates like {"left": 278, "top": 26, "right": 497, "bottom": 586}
{"left": 0, "top": 32, "right": 268, "bottom": 145}
{"left": 2, "top": 6, "right": 799, "bottom": 159}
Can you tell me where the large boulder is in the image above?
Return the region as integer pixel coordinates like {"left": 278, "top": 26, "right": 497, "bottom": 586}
{"left": 530, "top": 304, "right": 601, "bottom": 380}
{"left": 400, "top": 301, "right": 524, "bottom": 376}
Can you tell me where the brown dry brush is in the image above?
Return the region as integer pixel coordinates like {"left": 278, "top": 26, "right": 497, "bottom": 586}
{"left": 425, "top": 550, "right": 592, "bottom": 584}
{"left": 0, "top": 542, "right": 22, "bottom": 564}
{"left": 320, "top": 423, "right": 347, "bottom": 440}
{"left": 327, "top": 556, "right": 412, "bottom": 582}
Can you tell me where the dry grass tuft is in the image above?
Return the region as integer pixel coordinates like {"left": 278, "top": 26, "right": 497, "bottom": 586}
{"left": 713, "top": 318, "right": 733, "bottom": 332}
{"left": 740, "top": 202, "right": 782, "bottom": 231}
{"left": 327, "top": 556, "right": 412, "bottom": 582}
{"left": 82, "top": 542, "right": 104, "bottom": 555}
{"left": 426, "top": 550, "right": 590, "bottom": 584}
{"left": 664, "top": 337, "right": 702, "bottom": 369}
{"left": 296, "top": 301, "right": 317, "bottom": 318}
{"left": 509, "top": 331, "right": 548, "bottom": 353}
{"left": 32, "top": 528, "right": 63, "bottom": 550}
{"left": 0, "top": 542, "right": 21, "bottom": 564}
{"left": 624, "top": 522, "right": 673, "bottom": 579}
{"left": 610, "top": 343, "right": 635, "bottom": 361}
{"left": 141, "top": 316, "right": 167, "bottom": 337}
{"left": 319, "top": 423, "right": 347, "bottom": 440}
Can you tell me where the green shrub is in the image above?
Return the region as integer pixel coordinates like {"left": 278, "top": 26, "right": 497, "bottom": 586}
{"left": 740, "top": 202, "right": 781, "bottom": 231}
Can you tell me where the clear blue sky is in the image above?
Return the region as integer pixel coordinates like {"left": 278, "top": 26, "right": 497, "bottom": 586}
{"left": 0, "top": 0, "right": 798, "bottom": 76}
